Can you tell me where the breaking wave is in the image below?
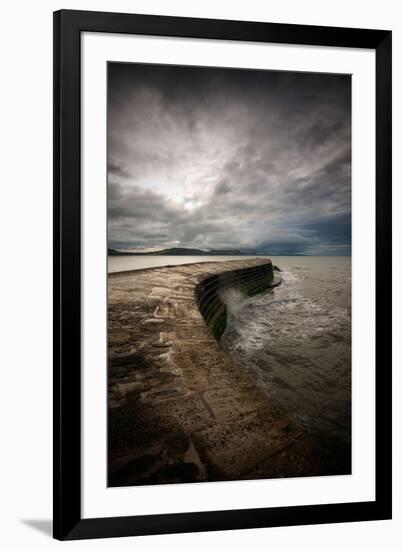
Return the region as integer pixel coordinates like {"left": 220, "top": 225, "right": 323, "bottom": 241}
{"left": 220, "top": 258, "right": 351, "bottom": 447}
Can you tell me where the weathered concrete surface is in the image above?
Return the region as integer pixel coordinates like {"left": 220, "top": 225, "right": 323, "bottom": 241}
{"left": 108, "top": 259, "right": 343, "bottom": 486}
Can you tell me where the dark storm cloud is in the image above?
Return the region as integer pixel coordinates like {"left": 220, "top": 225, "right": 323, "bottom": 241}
{"left": 107, "top": 162, "right": 132, "bottom": 180}
{"left": 107, "top": 62, "right": 351, "bottom": 254}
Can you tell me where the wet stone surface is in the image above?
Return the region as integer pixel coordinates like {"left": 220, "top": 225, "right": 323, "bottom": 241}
{"left": 108, "top": 259, "right": 347, "bottom": 486}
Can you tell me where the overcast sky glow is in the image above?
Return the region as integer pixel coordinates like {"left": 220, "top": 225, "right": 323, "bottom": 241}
{"left": 108, "top": 63, "right": 351, "bottom": 255}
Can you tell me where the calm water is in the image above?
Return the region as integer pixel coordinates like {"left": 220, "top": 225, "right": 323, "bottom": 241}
{"left": 221, "top": 256, "right": 351, "bottom": 447}
{"left": 108, "top": 254, "right": 351, "bottom": 448}
{"left": 108, "top": 255, "right": 267, "bottom": 273}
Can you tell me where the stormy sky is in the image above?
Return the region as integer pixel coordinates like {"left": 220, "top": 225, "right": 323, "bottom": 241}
{"left": 108, "top": 62, "right": 351, "bottom": 255}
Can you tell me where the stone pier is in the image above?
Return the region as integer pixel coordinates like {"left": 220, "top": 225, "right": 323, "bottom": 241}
{"left": 108, "top": 259, "right": 342, "bottom": 486}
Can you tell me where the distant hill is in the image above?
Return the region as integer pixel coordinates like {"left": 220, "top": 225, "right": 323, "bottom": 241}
{"left": 108, "top": 248, "right": 126, "bottom": 256}
{"left": 108, "top": 247, "right": 249, "bottom": 256}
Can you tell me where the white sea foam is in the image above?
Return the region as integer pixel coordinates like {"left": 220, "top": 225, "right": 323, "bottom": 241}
{"left": 220, "top": 257, "right": 351, "bottom": 446}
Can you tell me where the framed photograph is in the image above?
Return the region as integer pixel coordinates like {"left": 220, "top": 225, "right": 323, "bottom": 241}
{"left": 53, "top": 9, "right": 392, "bottom": 540}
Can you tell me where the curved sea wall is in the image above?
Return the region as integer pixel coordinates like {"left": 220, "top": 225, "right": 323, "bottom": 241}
{"left": 108, "top": 259, "right": 338, "bottom": 487}
{"left": 195, "top": 260, "right": 277, "bottom": 340}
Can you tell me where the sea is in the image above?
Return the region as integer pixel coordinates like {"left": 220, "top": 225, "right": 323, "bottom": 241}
{"left": 108, "top": 255, "right": 266, "bottom": 273}
{"left": 108, "top": 255, "right": 351, "bottom": 448}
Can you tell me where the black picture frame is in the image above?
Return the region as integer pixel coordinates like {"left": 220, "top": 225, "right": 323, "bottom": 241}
{"left": 53, "top": 9, "right": 392, "bottom": 541}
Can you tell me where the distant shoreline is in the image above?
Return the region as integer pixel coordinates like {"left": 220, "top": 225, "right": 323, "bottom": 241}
{"left": 108, "top": 247, "right": 351, "bottom": 258}
{"left": 108, "top": 246, "right": 248, "bottom": 257}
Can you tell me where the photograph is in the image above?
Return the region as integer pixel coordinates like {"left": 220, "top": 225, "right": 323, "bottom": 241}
{"left": 107, "top": 62, "right": 352, "bottom": 487}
